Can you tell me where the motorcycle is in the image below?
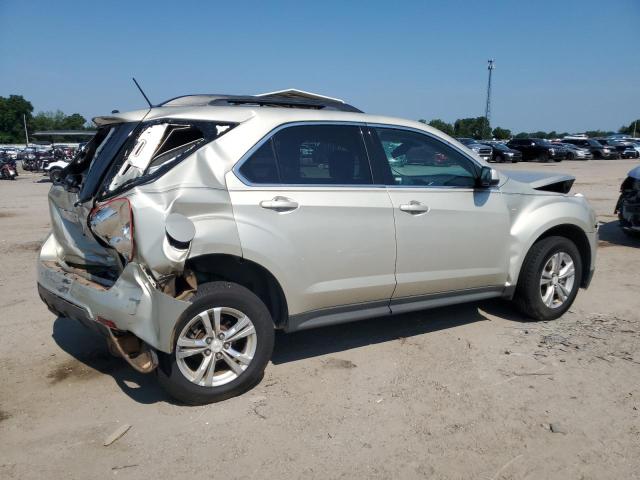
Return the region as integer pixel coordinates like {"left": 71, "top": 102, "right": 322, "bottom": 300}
{"left": 0, "top": 159, "right": 17, "bottom": 180}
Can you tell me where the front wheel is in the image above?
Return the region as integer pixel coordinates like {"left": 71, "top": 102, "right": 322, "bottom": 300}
{"left": 538, "top": 152, "right": 549, "bottom": 162}
{"left": 513, "top": 236, "right": 582, "bottom": 321}
{"left": 157, "top": 282, "right": 275, "bottom": 405}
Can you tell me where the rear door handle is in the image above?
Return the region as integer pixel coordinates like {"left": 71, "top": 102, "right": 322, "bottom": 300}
{"left": 399, "top": 201, "right": 430, "bottom": 215}
{"left": 260, "top": 196, "right": 299, "bottom": 212}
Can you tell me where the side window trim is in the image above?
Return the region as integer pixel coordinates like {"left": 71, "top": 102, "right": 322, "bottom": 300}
{"left": 365, "top": 123, "right": 482, "bottom": 189}
{"left": 233, "top": 121, "right": 383, "bottom": 188}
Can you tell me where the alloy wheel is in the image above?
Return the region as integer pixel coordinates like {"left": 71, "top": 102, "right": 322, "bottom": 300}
{"left": 539, "top": 252, "right": 576, "bottom": 309}
{"left": 175, "top": 307, "right": 257, "bottom": 387}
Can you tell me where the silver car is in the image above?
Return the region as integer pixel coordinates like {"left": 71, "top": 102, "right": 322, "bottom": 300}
{"left": 37, "top": 90, "right": 598, "bottom": 404}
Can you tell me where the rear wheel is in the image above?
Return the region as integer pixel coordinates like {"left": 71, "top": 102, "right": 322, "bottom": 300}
{"left": 538, "top": 151, "right": 549, "bottom": 162}
{"left": 157, "top": 281, "right": 275, "bottom": 405}
{"left": 513, "top": 236, "right": 582, "bottom": 321}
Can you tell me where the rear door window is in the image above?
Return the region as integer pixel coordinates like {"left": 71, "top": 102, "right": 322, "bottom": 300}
{"left": 238, "top": 141, "right": 280, "bottom": 184}
{"left": 238, "top": 124, "right": 373, "bottom": 185}
{"left": 273, "top": 124, "right": 372, "bottom": 185}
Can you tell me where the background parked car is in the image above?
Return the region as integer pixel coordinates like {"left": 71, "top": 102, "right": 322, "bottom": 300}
{"left": 506, "top": 138, "right": 566, "bottom": 162}
{"left": 456, "top": 138, "right": 493, "bottom": 162}
{"left": 551, "top": 142, "right": 593, "bottom": 160}
{"left": 481, "top": 142, "right": 521, "bottom": 163}
{"left": 562, "top": 138, "right": 617, "bottom": 159}
{"left": 615, "top": 165, "right": 640, "bottom": 237}
{"left": 596, "top": 139, "right": 639, "bottom": 159}
{"left": 3, "top": 148, "right": 18, "bottom": 160}
{"left": 44, "top": 159, "right": 70, "bottom": 182}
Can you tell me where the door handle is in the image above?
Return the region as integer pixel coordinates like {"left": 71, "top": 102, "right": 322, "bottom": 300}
{"left": 259, "top": 196, "right": 299, "bottom": 212}
{"left": 399, "top": 201, "right": 430, "bottom": 215}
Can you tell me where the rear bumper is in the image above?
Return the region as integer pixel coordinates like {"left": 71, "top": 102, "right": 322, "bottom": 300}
{"left": 38, "top": 284, "right": 111, "bottom": 338}
{"left": 37, "top": 234, "right": 189, "bottom": 353}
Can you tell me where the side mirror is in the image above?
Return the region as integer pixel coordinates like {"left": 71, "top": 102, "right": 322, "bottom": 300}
{"left": 478, "top": 166, "right": 499, "bottom": 188}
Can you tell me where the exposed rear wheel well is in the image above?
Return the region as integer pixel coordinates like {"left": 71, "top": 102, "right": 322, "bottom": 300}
{"left": 185, "top": 254, "right": 288, "bottom": 328}
{"left": 533, "top": 224, "right": 592, "bottom": 287}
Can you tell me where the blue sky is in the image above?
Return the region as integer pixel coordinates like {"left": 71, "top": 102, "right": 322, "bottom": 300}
{"left": 0, "top": 0, "right": 638, "bottom": 133}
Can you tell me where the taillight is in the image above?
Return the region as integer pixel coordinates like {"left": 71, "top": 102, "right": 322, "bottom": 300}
{"left": 89, "top": 198, "right": 134, "bottom": 261}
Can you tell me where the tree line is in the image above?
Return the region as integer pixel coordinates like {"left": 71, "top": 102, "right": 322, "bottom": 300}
{"left": 0, "top": 94, "right": 91, "bottom": 143}
{"left": 419, "top": 116, "right": 640, "bottom": 140}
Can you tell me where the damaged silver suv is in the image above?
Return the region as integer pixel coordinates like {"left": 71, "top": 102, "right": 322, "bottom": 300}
{"left": 38, "top": 90, "right": 598, "bottom": 404}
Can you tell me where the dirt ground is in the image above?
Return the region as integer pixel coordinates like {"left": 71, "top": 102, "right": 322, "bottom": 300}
{"left": 1, "top": 160, "right": 639, "bottom": 480}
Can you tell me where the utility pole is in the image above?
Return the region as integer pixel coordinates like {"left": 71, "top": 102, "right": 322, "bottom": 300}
{"left": 23, "top": 114, "right": 29, "bottom": 147}
{"left": 484, "top": 59, "right": 495, "bottom": 139}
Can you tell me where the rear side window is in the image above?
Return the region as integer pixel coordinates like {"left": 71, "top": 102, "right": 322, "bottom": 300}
{"left": 238, "top": 124, "right": 373, "bottom": 185}
{"left": 98, "top": 121, "right": 233, "bottom": 198}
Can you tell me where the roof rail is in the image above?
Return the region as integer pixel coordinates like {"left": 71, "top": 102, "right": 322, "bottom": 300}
{"left": 158, "top": 93, "right": 362, "bottom": 113}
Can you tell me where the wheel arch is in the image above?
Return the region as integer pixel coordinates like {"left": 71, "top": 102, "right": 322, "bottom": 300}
{"left": 185, "top": 253, "right": 289, "bottom": 329}
{"left": 508, "top": 223, "right": 592, "bottom": 298}
{"left": 533, "top": 224, "right": 592, "bottom": 287}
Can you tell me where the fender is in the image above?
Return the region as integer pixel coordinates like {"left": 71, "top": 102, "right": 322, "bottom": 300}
{"left": 504, "top": 193, "right": 597, "bottom": 293}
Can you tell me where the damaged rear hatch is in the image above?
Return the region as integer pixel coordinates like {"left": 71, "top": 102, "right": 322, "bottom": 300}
{"left": 47, "top": 111, "right": 232, "bottom": 283}
{"left": 48, "top": 121, "right": 139, "bottom": 277}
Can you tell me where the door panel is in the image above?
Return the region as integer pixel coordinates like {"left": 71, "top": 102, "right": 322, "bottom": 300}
{"left": 228, "top": 183, "right": 397, "bottom": 315}
{"left": 367, "top": 126, "right": 510, "bottom": 299}
{"left": 387, "top": 187, "right": 509, "bottom": 297}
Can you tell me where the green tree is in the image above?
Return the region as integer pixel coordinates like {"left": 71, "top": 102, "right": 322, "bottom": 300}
{"left": 530, "top": 131, "right": 548, "bottom": 139}
{"left": 0, "top": 95, "right": 33, "bottom": 143}
{"left": 585, "top": 130, "right": 611, "bottom": 138}
{"left": 492, "top": 126, "right": 511, "bottom": 140}
{"left": 421, "top": 118, "right": 454, "bottom": 136}
{"left": 61, "top": 113, "right": 87, "bottom": 130}
{"left": 619, "top": 119, "right": 639, "bottom": 136}
{"left": 453, "top": 117, "right": 486, "bottom": 139}
{"left": 514, "top": 132, "right": 529, "bottom": 139}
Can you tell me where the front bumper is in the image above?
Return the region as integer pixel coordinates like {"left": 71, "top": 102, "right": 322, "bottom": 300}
{"left": 37, "top": 234, "right": 189, "bottom": 353}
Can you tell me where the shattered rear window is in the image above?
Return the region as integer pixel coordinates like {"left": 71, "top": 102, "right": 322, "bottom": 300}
{"left": 98, "top": 120, "right": 233, "bottom": 198}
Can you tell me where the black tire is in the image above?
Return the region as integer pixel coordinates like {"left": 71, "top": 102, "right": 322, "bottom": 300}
{"left": 513, "top": 236, "right": 582, "bottom": 321}
{"left": 593, "top": 151, "right": 602, "bottom": 159}
{"left": 49, "top": 168, "right": 62, "bottom": 183}
{"left": 566, "top": 152, "right": 574, "bottom": 160}
{"left": 496, "top": 154, "right": 504, "bottom": 163}
{"left": 538, "top": 151, "right": 549, "bottom": 162}
{"left": 157, "top": 281, "right": 275, "bottom": 405}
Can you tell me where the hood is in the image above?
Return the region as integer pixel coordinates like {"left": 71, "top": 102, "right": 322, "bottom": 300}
{"left": 500, "top": 169, "right": 576, "bottom": 194}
